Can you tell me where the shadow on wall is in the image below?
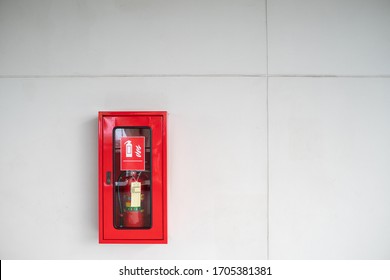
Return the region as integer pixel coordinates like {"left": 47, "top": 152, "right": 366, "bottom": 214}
{"left": 78, "top": 116, "right": 99, "bottom": 241}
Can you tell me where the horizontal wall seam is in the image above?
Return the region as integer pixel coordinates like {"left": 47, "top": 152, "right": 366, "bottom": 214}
{"left": 0, "top": 74, "right": 265, "bottom": 78}
{"left": 1, "top": 74, "right": 390, "bottom": 79}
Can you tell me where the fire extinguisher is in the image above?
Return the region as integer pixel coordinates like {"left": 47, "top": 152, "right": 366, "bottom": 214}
{"left": 117, "top": 171, "right": 145, "bottom": 228}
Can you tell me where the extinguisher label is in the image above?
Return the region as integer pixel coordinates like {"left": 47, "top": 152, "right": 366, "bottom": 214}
{"left": 120, "top": 136, "right": 145, "bottom": 171}
{"left": 130, "top": 181, "right": 142, "bottom": 207}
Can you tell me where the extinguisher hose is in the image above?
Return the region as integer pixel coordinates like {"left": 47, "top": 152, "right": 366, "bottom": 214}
{"left": 117, "top": 184, "right": 123, "bottom": 215}
{"left": 117, "top": 172, "right": 124, "bottom": 215}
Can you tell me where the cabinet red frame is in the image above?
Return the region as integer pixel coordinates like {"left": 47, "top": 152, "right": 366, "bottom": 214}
{"left": 98, "top": 111, "right": 167, "bottom": 244}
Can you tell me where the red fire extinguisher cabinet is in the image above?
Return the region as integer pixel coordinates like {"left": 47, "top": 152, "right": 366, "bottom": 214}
{"left": 98, "top": 111, "right": 167, "bottom": 244}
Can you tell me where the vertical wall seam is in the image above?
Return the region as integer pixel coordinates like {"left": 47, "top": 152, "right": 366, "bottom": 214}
{"left": 265, "top": 0, "right": 270, "bottom": 260}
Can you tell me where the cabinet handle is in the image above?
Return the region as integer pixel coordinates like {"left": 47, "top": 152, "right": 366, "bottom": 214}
{"left": 106, "top": 171, "right": 111, "bottom": 185}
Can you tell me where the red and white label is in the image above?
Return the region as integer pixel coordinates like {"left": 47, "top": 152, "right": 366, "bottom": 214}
{"left": 120, "top": 136, "right": 145, "bottom": 171}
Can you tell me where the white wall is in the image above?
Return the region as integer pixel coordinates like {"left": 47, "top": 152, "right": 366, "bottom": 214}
{"left": 0, "top": 0, "right": 389, "bottom": 260}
